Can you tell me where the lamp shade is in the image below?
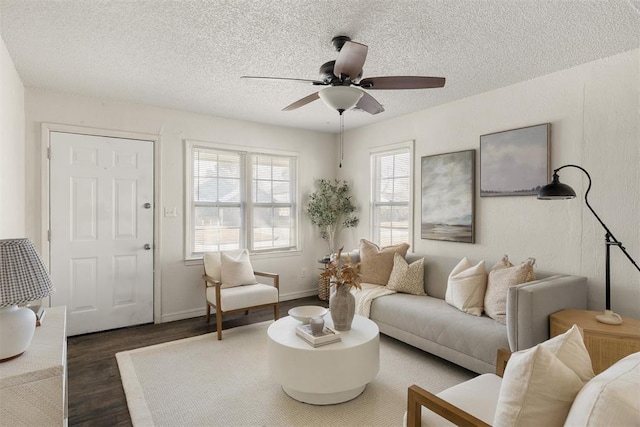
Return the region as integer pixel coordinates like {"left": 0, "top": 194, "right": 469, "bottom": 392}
{"left": 537, "top": 173, "right": 577, "bottom": 200}
{"left": 0, "top": 238, "right": 54, "bottom": 306}
{"left": 318, "top": 86, "right": 364, "bottom": 112}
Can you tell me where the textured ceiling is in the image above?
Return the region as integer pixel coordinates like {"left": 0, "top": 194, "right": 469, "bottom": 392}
{"left": 1, "top": 0, "right": 639, "bottom": 133}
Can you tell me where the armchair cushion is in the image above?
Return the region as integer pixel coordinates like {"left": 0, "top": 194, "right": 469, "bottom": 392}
{"left": 206, "top": 283, "right": 278, "bottom": 312}
{"left": 220, "top": 249, "right": 257, "bottom": 288}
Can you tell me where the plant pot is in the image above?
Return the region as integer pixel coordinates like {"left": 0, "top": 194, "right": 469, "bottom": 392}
{"left": 329, "top": 284, "right": 355, "bottom": 331}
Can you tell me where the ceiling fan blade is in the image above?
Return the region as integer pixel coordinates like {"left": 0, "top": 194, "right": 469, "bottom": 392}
{"left": 333, "top": 41, "right": 368, "bottom": 80}
{"left": 241, "top": 76, "right": 326, "bottom": 85}
{"left": 360, "top": 76, "right": 446, "bottom": 90}
{"left": 355, "top": 92, "right": 385, "bottom": 115}
{"left": 282, "top": 92, "right": 320, "bottom": 111}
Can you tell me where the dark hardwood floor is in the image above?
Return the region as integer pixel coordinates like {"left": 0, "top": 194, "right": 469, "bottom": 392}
{"left": 67, "top": 296, "right": 327, "bottom": 427}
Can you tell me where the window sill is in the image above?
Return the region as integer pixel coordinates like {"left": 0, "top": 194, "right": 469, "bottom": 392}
{"left": 184, "top": 249, "right": 303, "bottom": 266}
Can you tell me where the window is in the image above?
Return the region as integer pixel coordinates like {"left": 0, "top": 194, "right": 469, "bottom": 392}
{"left": 187, "top": 142, "right": 297, "bottom": 258}
{"left": 371, "top": 143, "right": 413, "bottom": 247}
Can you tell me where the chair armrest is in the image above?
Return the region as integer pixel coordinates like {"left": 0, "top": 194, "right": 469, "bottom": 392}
{"left": 407, "top": 384, "right": 491, "bottom": 427}
{"left": 203, "top": 274, "right": 221, "bottom": 288}
{"left": 506, "top": 274, "right": 587, "bottom": 351}
{"left": 495, "top": 348, "right": 511, "bottom": 377}
{"left": 254, "top": 271, "right": 279, "bottom": 289}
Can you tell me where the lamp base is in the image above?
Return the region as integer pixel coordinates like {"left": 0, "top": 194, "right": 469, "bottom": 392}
{"left": 596, "top": 309, "right": 623, "bottom": 325}
{"left": 0, "top": 305, "right": 37, "bottom": 362}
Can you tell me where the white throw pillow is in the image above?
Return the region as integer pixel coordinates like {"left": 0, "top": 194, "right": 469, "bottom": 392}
{"left": 445, "top": 257, "right": 487, "bottom": 316}
{"left": 386, "top": 253, "right": 425, "bottom": 295}
{"left": 203, "top": 249, "right": 242, "bottom": 282}
{"left": 564, "top": 352, "right": 640, "bottom": 426}
{"left": 220, "top": 249, "right": 257, "bottom": 288}
{"left": 493, "top": 345, "right": 584, "bottom": 427}
{"left": 540, "top": 324, "right": 594, "bottom": 383}
{"left": 484, "top": 255, "right": 535, "bottom": 324}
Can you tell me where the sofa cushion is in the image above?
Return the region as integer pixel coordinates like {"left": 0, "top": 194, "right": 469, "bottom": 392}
{"left": 445, "top": 257, "right": 487, "bottom": 316}
{"left": 484, "top": 255, "right": 535, "bottom": 323}
{"left": 493, "top": 345, "right": 584, "bottom": 427}
{"left": 370, "top": 293, "right": 508, "bottom": 368}
{"left": 386, "top": 253, "right": 425, "bottom": 295}
{"left": 405, "top": 373, "right": 502, "bottom": 426}
{"left": 564, "top": 351, "right": 640, "bottom": 426}
{"left": 359, "top": 239, "right": 410, "bottom": 285}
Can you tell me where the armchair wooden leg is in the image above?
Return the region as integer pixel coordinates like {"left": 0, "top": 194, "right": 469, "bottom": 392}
{"left": 274, "top": 303, "right": 279, "bottom": 320}
{"left": 206, "top": 304, "right": 211, "bottom": 323}
{"left": 216, "top": 305, "right": 223, "bottom": 341}
{"left": 244, "top": 310, "right": 249, "bottom": 315}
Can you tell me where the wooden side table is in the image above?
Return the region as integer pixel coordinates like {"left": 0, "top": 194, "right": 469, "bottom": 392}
{"left": 550, "top": 308, "right": 640, "bottom": 374}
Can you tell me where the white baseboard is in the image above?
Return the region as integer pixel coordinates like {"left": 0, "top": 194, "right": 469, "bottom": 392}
{"left": 158, "top": 288, "right": 320, "bottom": 323}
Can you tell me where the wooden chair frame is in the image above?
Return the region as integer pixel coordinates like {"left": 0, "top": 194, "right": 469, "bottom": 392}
{"left": 203, "top": 271, "right": 279, "bottom": 340}
{"left": 406, "top": 348, "right": 512, "bottom": 427}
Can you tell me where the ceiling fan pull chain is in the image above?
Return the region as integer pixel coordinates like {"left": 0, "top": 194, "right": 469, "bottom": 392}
{"left": 339, "top": 111, "right": 344, "bottom": 168}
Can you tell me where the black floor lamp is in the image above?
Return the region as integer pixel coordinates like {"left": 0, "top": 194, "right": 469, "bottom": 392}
{"left": 538, "top": 164, "right": 640, "bottom": 325}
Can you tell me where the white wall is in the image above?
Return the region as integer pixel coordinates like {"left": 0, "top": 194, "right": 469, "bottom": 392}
{"left": 24, "top": 91, "right": 336, "bottom": 322}
{"left": 340, "top": 49, "right": 640, "bottom": 319}
{"left": 0, "top": 33, "right": 25, "bottom": 238}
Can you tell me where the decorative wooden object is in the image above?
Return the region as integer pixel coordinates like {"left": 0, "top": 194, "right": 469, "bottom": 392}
{"left": 550, "top": 308, "right": 640, "bottom": 374}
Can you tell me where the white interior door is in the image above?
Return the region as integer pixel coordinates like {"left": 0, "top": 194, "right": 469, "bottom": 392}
{"left": 49, "top": 131, "right": 154, "bottom": 336}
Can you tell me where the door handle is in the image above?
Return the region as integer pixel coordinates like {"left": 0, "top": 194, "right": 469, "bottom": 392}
{"left": 144, "top": 203, "right": 152, "bottom": 209}
{"left": 144, "top": 244, "right": 151, "bottom": 250}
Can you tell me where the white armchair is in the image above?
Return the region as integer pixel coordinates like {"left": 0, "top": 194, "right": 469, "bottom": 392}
{"left": 203, "top": 250, "right": 279, "bottom": 340}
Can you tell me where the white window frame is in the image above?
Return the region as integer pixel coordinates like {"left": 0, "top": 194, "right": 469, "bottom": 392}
{"left": 185, "top": 140, "right": 299, "bottom": 260}
{"left": 369, "top": 141, "right": 414, "bottom": 248}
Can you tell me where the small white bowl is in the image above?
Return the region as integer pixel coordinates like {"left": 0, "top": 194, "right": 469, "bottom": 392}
{"left": 288, "top": 306, "right": 329, "bottom": 324}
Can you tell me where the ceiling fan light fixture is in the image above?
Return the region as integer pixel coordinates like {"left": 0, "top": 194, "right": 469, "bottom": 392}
{"left": 318, "top": 86, "right": 363, "bottom": 112}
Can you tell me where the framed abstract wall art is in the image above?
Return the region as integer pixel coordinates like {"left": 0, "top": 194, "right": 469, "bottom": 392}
{"left": 421, "top": 149, "right": 475, "bottom": 243}
{"left": 480, "top": 123, "right": 550, "bottom": 197}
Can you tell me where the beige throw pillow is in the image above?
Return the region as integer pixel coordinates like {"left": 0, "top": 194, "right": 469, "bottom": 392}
{"left": 484, "top": 255, "right": 535, "bottom": 323}
{"left": 359, "top": 239, "right": 410, "bottom": 285}
{"left": 220, "top": 249, "right": 257, "bottom": 288}
{"left": 493, "top": 345, "right": 584, "bottom": 427}
{"left": 565, "top": 352, "right": 640, "bottom": 426}
{"left": 386, "top": 253, "right": 425, "bottom": 295}
{"left": 445, "top": 257, "right": 487, "bottom": 316}
{"left": 541, "top": 324, "right": 595, "bottom": 383}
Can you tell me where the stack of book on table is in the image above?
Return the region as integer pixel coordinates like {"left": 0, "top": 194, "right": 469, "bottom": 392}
{"left": 295, "top": 324, "right": 341, "bottom": 347}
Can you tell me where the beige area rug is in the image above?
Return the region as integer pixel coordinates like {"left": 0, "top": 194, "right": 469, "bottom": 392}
{"left": 116, "top": 321, "right": 475, "bottom": 426}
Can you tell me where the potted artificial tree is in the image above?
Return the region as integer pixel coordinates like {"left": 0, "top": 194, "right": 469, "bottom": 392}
{"left": 306, "top": 179, "right": 359, "bottom": 256}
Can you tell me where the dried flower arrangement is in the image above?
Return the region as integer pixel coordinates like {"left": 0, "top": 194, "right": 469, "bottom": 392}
{"left": 319, "top": 247, "right": 362, "bottom": 291}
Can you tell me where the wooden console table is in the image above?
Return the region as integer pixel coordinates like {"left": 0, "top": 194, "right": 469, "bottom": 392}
{"left": 0, "top": 306, "right": 67, "bottom": 425}
{"left": 550, "top": 308, "right": 640, "bottom": 374}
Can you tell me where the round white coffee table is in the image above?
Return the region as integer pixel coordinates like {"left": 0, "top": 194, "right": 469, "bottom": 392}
{"left": 267, "top": 314, "right": 379, "bottom": 405}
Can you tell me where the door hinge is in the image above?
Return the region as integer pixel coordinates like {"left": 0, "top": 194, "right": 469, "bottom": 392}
{"left": 48, "top": 230, "right": 51, "bottom": 241}
{"left": 47, "top": 147, "right": 51, "bottom": 159}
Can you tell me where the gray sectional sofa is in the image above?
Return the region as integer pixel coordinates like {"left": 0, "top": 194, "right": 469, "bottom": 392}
{"left": 345, "top": 251, "right": 588, "bottom": 374}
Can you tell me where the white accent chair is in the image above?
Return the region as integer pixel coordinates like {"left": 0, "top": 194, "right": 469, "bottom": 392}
{"left": 203, "top": 251, "right": 279, "bottom": 340}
